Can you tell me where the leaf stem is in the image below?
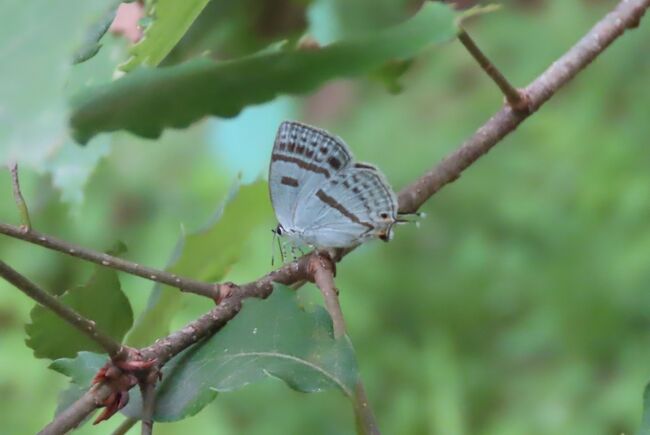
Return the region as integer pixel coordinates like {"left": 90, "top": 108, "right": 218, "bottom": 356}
{"left": 0, "top": 260, "right": 124, "bottom": 358}
{"left": 9, "top": 162, "right": 32, "bottom": 231}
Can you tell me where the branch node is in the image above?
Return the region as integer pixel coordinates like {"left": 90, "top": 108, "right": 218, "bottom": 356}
{"left": 214, "top": 281, "right": 238, "bottom": 304}
{"left": 458, "top": 29, "right": 531, "bottom": 113}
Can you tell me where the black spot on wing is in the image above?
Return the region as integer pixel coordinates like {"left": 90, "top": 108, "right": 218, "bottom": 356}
{"left": 280, "top": 176, "right": 299, "bottom": 187}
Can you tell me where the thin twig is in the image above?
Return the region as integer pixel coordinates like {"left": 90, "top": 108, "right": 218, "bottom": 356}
{"left": 9, "top": 162, "right": 32, "bottom": 231}
{"left": 0, "top": 222, "right": 220, "bottom": 300}
{"left": 37, "top": 0, "right": 650, "bottom": 430}
{"left": 139, "top": 375, "right": 156, "bottom": 435}
{"left": 457, "top": 29, "right": 530, "bottom": 112}
{"left": 399, "top": 0, "right": 650, "bottom": 213}
{"left": 112, "top": 417, "right": 138, "bottom": 435}
{"left": 0, "top": 260, "right": 124, "bottom": 358}
{"left": 353, "top": 383, "right": 381, "bottom": 435}
{"left": 308, "top": 253, "right": 380, "bottom": 434}
{"left": 38, "top": 383, "right": 112, "bottom": 435}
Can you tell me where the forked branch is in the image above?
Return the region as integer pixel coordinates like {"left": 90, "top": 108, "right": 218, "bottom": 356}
{"left": 457, "top": 29, "right": 530, "bottom": 112}
{"left": 0, "top": 260, "right": 124, "bottom": 358}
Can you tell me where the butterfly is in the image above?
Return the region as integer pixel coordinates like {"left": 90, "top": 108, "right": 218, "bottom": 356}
{"left": 268, "top": 121, "right": 401, "bottom": 249}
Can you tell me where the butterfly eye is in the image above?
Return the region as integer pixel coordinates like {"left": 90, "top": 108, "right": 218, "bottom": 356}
{"left": 380, "top": 212, "right": 389, "bottom": 219}
{"left": 275, "top": 224, "right": 283, "bottom": 235}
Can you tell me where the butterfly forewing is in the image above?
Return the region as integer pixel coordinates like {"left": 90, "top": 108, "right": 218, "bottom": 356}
{"left": 269, "top": 121, "right": 353, "bottom": 229}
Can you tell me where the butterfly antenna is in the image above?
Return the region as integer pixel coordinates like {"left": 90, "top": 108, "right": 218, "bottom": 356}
{"left": 395, "top": 211, "right": 426, "bottom": 227}
{"left": 277, "top": 232, "right": 285, "bottom": 264}
{"left": 271, "top": 228, "right": 277, "bottom": 266}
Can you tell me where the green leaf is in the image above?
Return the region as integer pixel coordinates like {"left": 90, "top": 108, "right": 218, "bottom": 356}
{"left": 50, "top": 352, "right": 107, "bottom": 420}
{"left": 126, "top": 181, "right": 273, "bottom": 347}
{"left": 50, "top": 287, "right": 358, "bottom": 422}
{"left": 120, "top": 0, "right": 211, "bottom": 72}
{"left": 50, "top": 351, "right": 106, "bottom": 385}
{"left": 25, "top": 267, "right": 133, "bottom": 359}
{"left": 0, "top": 0, "right": 116, "bottom": 202}
{"left": 638, "top": 383, "right": 650, "bottom": 435}
{"left": 70, "top": 2, "right": 459, "bottom": 143}
{"left": 72, "top": 1, "right": 121, "bottom": 64}
{"left": 123, "top": 285, "right": 359, "bottom": 421}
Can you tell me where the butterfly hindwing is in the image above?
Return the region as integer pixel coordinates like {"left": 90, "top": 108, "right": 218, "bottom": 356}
{"left": 269, "top": 121, "right": 353, "bottom": 230}
{"left": 296, "top": 164, "right": 398, "bottom": 246}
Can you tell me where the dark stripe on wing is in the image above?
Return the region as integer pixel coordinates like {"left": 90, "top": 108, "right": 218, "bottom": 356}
{"left": 271, "top": 153, "right": 330, "bottom": 178}
{"left": 315, "top": 189, "right": 374, "bottom": 230}
{"left": 280, "top": 176, "right": 299, "bottom": 187}
{"left": 354, "top": 162, "right": 377, "bottom": 170}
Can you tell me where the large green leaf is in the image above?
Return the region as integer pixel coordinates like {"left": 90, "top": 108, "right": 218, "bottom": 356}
{"left": 52, "top": 286, "right": 358, "bottom": 422}
{"left": 126, "top": 181, "right": 273, "bottom": 347}
{"left": 120, "top": 0, "right": 212, "bottom": 72}
{"left": 123, "top": 285, "right": 358, "bottom": 421}
{"left": 25, "top": 266, "right": 133, "bottom": 359}
{"left": 0, "top": 0, "right": 118, "bottom": 202}
{"left": 70, "top": 2, "right": 458, "bottom": 143}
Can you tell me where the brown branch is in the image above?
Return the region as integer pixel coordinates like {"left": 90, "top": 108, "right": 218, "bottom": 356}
{"left": 308, "top": 253, "right": 380, "bottom": 434}
{"left": 39, "top": 383, "right": 113, "bottom": 435}
{"left": 457, "top": 29, "right": 530, "bottom": 112}
{"left": 112, "top": 417, "right": 138, "bottom": 435}
{"left": 309, "top": 253, "right": 346, "bottom": 338}
{"left": 139, "top": 374, "right": 157, "bottom": 435}
{"left": 399, "top": 0, "right": 650, "bottom": 213}
{"left": 353, "top": 383, "right": 381, "bottom": 435}
{"left": 0, "top": 222, "right": 220, "bottom": 300}
{"left": 9, "top": 162, "right": 32, "bottom": 231}
{"left": 40, "top": 0, "right": 650, "bottom": 430}
{"left": 0, "top": 260, "right": 124, "bottom": 358}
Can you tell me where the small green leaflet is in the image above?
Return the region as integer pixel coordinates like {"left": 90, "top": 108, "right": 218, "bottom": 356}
{"left": 25, "top": 266, "right": 133, "bottom": 360}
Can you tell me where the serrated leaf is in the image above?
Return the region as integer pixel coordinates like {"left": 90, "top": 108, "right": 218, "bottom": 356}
{"left": 25, "top": 267, "right": 133, "bottom": 359}
{"left": 69, "top": 2, "right": 459, "bottom": 143}
{"left": 50, "top": 352, "right": 107, "bottom": 422}
{"left": 126, "top": 181, "right": 273, "bottom": 347}
{"left": 120, "top": 0, "right": 211, "bottom": 72}
{"left": 50, "top": 351, "right": 107, "bottom": 385}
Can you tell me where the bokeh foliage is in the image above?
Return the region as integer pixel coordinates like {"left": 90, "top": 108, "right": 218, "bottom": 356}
{"left": 1, "top": 0, "right": 649, "bottom": 434}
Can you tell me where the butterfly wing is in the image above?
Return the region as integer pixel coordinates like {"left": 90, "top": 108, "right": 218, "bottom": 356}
{"left": 269, "top": 121, "right": 353, "bottom": 230}
{"left": 297, "top": 164, "right": 398, "bottom": 247}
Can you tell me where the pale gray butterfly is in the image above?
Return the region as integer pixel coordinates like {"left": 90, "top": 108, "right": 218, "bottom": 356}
{"left": 268, "top": 121, "right": 400, "bottom": 249}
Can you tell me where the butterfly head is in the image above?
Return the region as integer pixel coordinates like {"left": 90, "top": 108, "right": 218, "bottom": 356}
{"left": 379, "top": 211, "right": 426, "bottom": 242}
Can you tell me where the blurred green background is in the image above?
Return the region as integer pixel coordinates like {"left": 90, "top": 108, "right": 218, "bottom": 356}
{"left": 1, "top": 0, "right": 650, "bottom": 433}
